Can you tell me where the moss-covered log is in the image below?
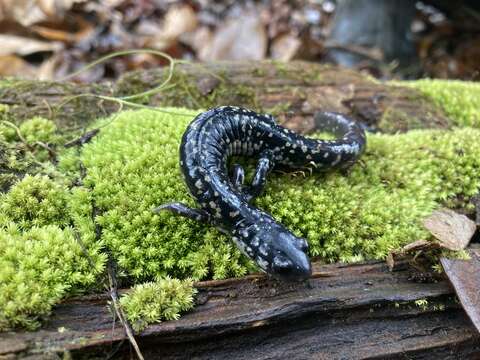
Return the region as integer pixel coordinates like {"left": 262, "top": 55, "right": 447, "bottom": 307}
{"left": 0, "top": 61, "right": 453, "bottom": 134}
{"left": 1, "top": 251, "right": 479, "bottom": 359}
{"left": 1, "top": 61, "right": 480, "bottom": 358}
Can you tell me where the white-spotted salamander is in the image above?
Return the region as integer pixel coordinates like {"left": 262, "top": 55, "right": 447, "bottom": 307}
{"left": 155, "top": 106, "right": 366, "bottom": 281}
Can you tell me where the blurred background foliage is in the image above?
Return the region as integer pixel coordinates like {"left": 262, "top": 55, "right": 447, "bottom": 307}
{"left": 0, "top": 0, "right": 479, "bottom": 82}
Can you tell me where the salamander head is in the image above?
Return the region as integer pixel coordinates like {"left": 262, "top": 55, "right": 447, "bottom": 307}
{"left": 252, "top": 223, "right": 311, "bottom": 281}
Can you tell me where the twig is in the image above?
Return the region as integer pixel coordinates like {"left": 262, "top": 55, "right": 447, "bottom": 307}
{"left": 324, "top": 41, "right": 384, "bottom": 62}
{"left": 34, "top": 141, "right": 57, "bottom": 160}
{"left": 89, "top": 193, "right": 145, "bottom": 360}
{"left": 107, "top": 258, "right": 145, "bottom": 360}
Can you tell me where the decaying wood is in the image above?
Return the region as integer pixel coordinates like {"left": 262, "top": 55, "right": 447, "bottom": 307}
{"left": 0, "top": 61, "right": 477, "bottom": 359}
{"left": 1, "top": 251, "right": 479, "bottom": 359}
{"left": 441, "top": 246, "right": 480, "bottom": 333}
{"left": 0, "top": 61, "right": 450, "bottom": 134}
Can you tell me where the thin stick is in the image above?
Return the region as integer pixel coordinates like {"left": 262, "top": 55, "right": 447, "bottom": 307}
{"left": 107, "top": 258, "right": 145, "bottom": 360}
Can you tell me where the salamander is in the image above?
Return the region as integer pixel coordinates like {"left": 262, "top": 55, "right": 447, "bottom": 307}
{"left": 155, "top": 106, "right": 366, "bottom": 281}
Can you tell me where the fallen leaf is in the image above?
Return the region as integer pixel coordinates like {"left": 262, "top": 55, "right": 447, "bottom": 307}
{"left": 0, "top": 0, "right": 86, "bottom": 26}
{"left": 181, "top": 26, "right": 213, "bottom": 58}
{"left": 271, "top": 33, "right": 302, "bottom": 61}
{"left": 0, "top": 55, "right": 36, "bottom": 78}
{"left": 423, "top": 208, "right": 476, "bottom": 251}
{"left": 200, "top": 10, "right": 267, "bottom": 61}
{"left": 0, "top": 34, "right": 63, "bottom": 56}
{"left": 36, "top": 53, "right": 61, "bottom": 80}
{"left": 386, "top": 239, "right": 435, "bottom": 271}
{"left": 441, "top": 246, "right": 480, "bottom": 334}
{"left": 400, "top": 239, "right": 432, "bottom": 253}
{"left": 386, "top": 252, "right": 395, "bottom": 271}
{"left": 148, "top": 4, "right": 198, "bottom": 50}
{"left": 31, "top": 16, "right": 95, "bottom": 43}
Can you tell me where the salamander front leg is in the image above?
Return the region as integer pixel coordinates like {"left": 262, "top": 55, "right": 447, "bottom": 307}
{"left": 247, "top": 150, "right": 275, "bottom": 201}
{"left": 153, "top": 202, "right": 210, "bottom": 223}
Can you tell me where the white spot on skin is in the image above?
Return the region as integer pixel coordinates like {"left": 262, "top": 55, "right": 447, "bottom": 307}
{"left": 257, "top": 257, "right": 269, "bottom": 270}
{"left": 259, "top": 244, "right": 269, "bottom": 257}
{"left": 195, "top": 179, "right": 203, "bottom": 188}
{"left": 209, "top": 201, "right": 217, "bottom": 209}
{"left": 229, "top": 211, "right": 239, "bottom": 217}
{"left": 323, "top": 152, "right": 329, "bottom": 158}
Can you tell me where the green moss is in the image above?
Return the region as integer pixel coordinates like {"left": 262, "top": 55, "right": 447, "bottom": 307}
{"left": 402, "top": 79, "right": 480, "bottom": 128}
{"left": 59, "top": 109, "right": 480, "bottom": 281}
{"left": 0, "top": 224, "right": 103, "bottom": 331}
{"left": 18, "top": 117, "right": 58, "bottom": 144}
{"left": 0, "top": 176, "right": 106, "bottom": 330}
{"left": 2, "top": 79, "right": 480, "bottom": 330}
{"left": 119, "top": 277, "right": 196, "bottom": 332}
{"left": 116, "top": 69, "right": 258, "bottom": 111}
{"left": 0, "top": 175, "right": 69, "bottom": 229}
{"left": 60, "top": 109, "right": 251, "bottom": 281}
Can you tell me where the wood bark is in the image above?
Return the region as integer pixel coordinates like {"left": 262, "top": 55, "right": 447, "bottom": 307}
{"left": 0, "top": 61, "right": 478, "bottom": 359}
{"left": 1, "top": 255, "right": 479, "bottom": 359}
{"left": 0, "top": 60, "right": 449, "bottom": 133}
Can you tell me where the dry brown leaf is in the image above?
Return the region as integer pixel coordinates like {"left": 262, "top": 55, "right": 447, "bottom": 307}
{"left": 0, "top": 0, "right": 86, "bottom": 26}
{"left": 423, "top": 208, "right": 476, "bottom": 251}
{"left": 0, "top": 34, "right": 62, "bottom": 56}
{"left": 0, "top": 55, "right": 36, "bottom": 78}
{"left": 386, "top": 239, "right": 434, "bottom": 271}
{"left": 385, "top": 252, "right": 395, "bottom": 271}
{"left": 400, "top": 239, "right": 432, "bottom": 253}
{"left": 271, "top": 33, "right": 302, "bottom": 61}
{"left": 31, "top": 16, "right": 94, "bottom": 43}
{"left": 148, "top": 4, "right": 198, "bottom": 50}
{"left": 36, "top": 53, "right": 61, "bottom": 80}
{"left": 199, "top": 10, "right": 267, "bottom": 61}
{"left": 181, "top": 26, "right": 213, "bottom": 57}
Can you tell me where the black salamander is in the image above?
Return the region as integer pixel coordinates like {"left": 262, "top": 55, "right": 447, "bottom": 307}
{"left": 155, "top": 106, "right": 366, "bottom": 281}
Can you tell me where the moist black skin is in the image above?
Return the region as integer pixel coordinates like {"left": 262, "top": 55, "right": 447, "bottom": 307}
{"left": 155, "top": 106, "right": 366, "bottom": 281}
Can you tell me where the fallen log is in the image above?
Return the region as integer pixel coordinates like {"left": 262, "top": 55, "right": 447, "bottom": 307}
{"left": 0, "top": 60, "right": 449, "bottom": 134}
{"left": 1, "top": 253, "right": 479, "bottom": 359}
{"left": 0, "top": 61, "right": 478, "bottom": 359}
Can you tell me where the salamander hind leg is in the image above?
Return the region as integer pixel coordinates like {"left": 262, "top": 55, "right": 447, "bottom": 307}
{"left": 231, "top": 163, "right": 245, "bottom": 191}
{"left": 153, "top": 202, "right": 210, "bottom": 223}
{"left": 246, "top": 150, "right": 275, "bottom": 201}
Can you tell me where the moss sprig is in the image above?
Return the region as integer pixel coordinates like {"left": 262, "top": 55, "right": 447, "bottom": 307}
{"left": 119, "top": 277, "right": 197, "bottom": 332}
